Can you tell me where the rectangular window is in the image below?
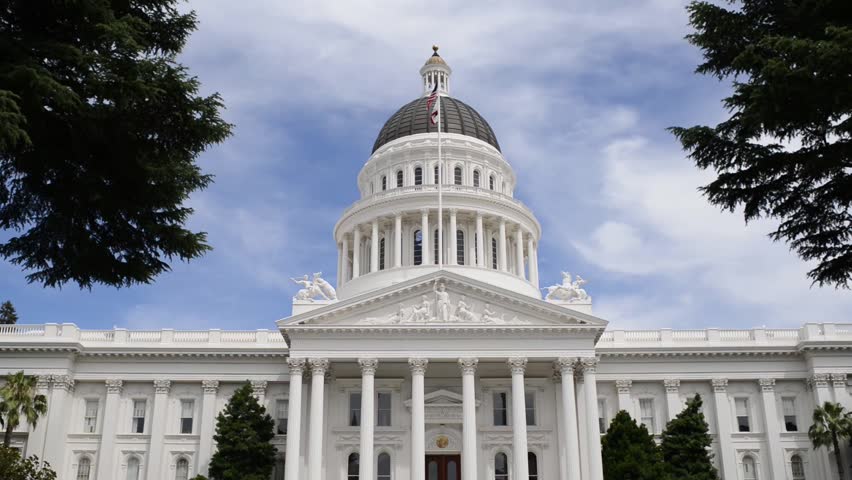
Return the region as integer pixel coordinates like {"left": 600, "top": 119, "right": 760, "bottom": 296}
{"left": 493, "top": 392, "right": 508, "bottom": 426}
{"left": 640, "top": 398, "right": 656, "bottom": 433}
{"left": 525, "top": 392, "right": 536, "bottom": 426}
{"left": 276, "top": 399, "right": 288, "bottom": 435}
{"left": 735, "top": 398, "right": 750, "bottom": 432}
{"left": 377, "top": 392, "right": 392, "bottom": 427}
{"left": 783, "top": 397, "right": 798, "bottom": 432}
{"left": 349, "top": 392, "right": 362, "bottom": 427}
{"left": 84, "top": 400, "right": 99, "bottom": 433}
{"left": 598, "top": 399, "right": 607, "bottom": 434}
{"left": 131, "top": 399, "right": 146, "bottom": 434}
{"left": 180, "top": 400, "right": 194, "bottom": 434}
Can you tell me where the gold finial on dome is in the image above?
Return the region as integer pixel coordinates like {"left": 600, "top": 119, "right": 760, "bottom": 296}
{"left": 432, "top": 45, "right": 439, "bottom": 53}
{"left": 425, "top": 45, "right": 446, "bottom": 65}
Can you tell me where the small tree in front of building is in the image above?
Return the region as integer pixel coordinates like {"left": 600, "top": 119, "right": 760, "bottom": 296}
{"left": 660, "top": 394, "right": 718, "bottom": 480}
{"left": 207, "top": 383, "right": 276, "bottom": 480}
{"left": 809, "top": 401, "right": 852, "bottom": 480}
{"left": 602, "top": 410, "right": 668, "bottom": 480}
{"left": 0, "top": 301, "right": 18, "bottom": 324}
{"left": 0, "top": 447, "right": 56, "bottom": 480}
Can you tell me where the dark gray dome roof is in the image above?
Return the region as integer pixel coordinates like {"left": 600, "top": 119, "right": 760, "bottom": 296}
{"left": 372, "top": 96, "right": 501, "bottom": 153}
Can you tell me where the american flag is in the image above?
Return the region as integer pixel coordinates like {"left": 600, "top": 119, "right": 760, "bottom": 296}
{"left": 426, "top": 82, "right": 439, "bottom": 125}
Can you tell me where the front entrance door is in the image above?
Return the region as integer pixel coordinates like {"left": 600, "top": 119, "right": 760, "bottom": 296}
{"left": 425, "top": 455, "right": 461, "bottom": 480}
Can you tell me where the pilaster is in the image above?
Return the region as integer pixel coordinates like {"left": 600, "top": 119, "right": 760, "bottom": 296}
{"left": 25, "top": 375, "right": 52, "bottom": 459}
{"left": 285, "top": 359, "right": 306, "bottom": 480}
{"left": 44, "top": 375, "right": 73, "bottom": 468}
{"left": 198, "top": 380, "right": 220, "bottom": 475}
{"left": 664, "top": 379, "right": 681, "bottom": 420}
{"left": 757, "top": 378, "right": 786, "bottom": 480}
{"left": 711, "top": 378, "right": 737, "bottom": 480}
{"left": 616, "top": 379, "right": 633, "bottom": 416}
{"left": 582, "top": 358, "right": 603, "bottom": 480}
{"left": 146, "top": 379, "right": 171, "bottom": 480}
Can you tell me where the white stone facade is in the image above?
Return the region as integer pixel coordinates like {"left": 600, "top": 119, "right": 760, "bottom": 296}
{"left": 1, "top": 50, "right": 850, "bottom": 480}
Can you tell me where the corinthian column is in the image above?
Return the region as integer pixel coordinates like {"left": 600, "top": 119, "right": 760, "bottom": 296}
{"left": 475, "top": 214, "right": 485, "bottom": 268}
{"left": 352, "top": 227, "right": 361, "bottom": 279}
{"left": 556, "top": 358, "right": 582, "bottom": 480}
{"left": 421, "top": 209, "right": 431, "bottom": 265}
{"left": 515, "top": 228, "right": 526, "bottom": 279}
{"left": 198, "top": 380, "right": 220, "bottom": 475}
{"left": 508, "top": 357, "right": 529, "bottom": 480}
{"left": 758, "top": 378, "right": 786, "bottom": 480}
{"left": 582, "top": 358, "right": 603, "bottom": 480}
{"left": 359, "top": 359, "right": 378, "bottom": 480}
{"left": 409, "top": 358, "right": 429, "bottom": 480}
{"left": 146, "top": 379, "right": 170, "bottom": 480}
{"left": 395, "top": 213, "right": 403, "bottom": 267}
{"left": 308, "top": 358, "right": 329, "bottom": 480}
{"left": 711, "top": 378, "right": 737, "bottom": 480}
{"left": 459, "top": 358, "right": 479, "bottom": 480}
{"left": 449, "top": 209, "right": 458, "bottom": 265}
{"left": 96, "top": 379, "right": 123, "bottom": 478}
{"left": 371, "top": 219, "right": 379, "bottom": 273}
{"left": 284, "top": 359, "right": 305, "bottom": 480}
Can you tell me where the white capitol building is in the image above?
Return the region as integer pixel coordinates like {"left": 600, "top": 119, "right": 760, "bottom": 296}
{"left": 1, "top": 48, "right": 850, "bottom": 480}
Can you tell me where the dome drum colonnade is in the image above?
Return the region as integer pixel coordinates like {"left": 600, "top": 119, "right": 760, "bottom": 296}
{"left": 334, "top": 48, "right": 541, "bottom": 300}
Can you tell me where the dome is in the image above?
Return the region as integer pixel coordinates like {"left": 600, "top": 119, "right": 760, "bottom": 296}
{"left": 372, "top": 96, "right": 501, "bottom": 153}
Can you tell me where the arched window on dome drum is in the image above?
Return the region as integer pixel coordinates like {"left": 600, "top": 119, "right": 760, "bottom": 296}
{"left": 413, "top": 230, "right": 423, "bottom": 266}
{"left": 494, "top": 453, "right": 508, "bottom": 480}
{"left": 434, "top": 229, "right": 439, "bottom": 265}
{"left": 434, "top": 166, "right": 439, "bottom": 184}
{"left": 528, "top": 452, "right": 539, "bottom": 480}
{"left": 414, "top": 167, "right": 423, "bottom": 186}
{"left": 76, "top": 457, "right": 91, "bottom": 480}
{"left": 396, "top": 170, "right": 403, "bottom": 188}
{"left": 742, "top": 455, "right": 757, "bottom": 480}
{"left": 489, "top": 175, "right": 495, "bottom": 190}
{"left": 473, "top": 170, "right": 480, "bottom": 187}
{"left": 382, "top": 176, "right": 387, "bottom": 191}
{"left": 379, "top": 238, "right": 386, "bottom": 270}
{"left": 791, "top": 455, "right": 805, "bottom": 480}
{"left": 378, "top": 452, "right": 391, "bottom": 480}
{"left": 456, "top": 230, "right": 465, "bottom": 265}
{"left": 454, "top": 166, "right": 462, "bottom": 185}
{"left": 175, "top": 458, "right": 189, "bottom": 480}
{"left": 126, "top": 457, "right": 140, "bottom": 480}
{"left": 491, "top": 238, "right": 498, "bottom": 269}
{"left": 347, "top": 453, "right": 359, "bottom": 480}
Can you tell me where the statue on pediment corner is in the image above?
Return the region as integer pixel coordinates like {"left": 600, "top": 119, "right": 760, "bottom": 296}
{"left": 544, "top": 272, "right": 591, "bottom": 303}
{"left": 291, "top": 272, "right": 337, "bottom": 302}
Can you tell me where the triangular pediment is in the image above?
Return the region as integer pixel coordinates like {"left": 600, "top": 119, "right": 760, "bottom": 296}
{"left": 278, "top": 271, "right": 607, "bottom": 331}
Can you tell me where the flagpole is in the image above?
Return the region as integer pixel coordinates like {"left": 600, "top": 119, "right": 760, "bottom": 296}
{"left": 437, "top": 93, "right": 443, "bottom": 270}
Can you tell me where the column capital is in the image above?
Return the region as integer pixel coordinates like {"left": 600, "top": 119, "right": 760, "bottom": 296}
{"left": 831, "top": 373, "right": 847, "bottom": 388}
{"left": 409, "top": 358, "right": 429, "bottom": 375}
{"left": 712, "top": 378, "right": 728, "bottom": 393}
{"left": 499, "top": 217, "right": 507, "bottom": 226}
{"left": 580, "top": 357, "right": 598, "bottom": 373}
{"left": 458, "top": 357, "right": 478, "bottom": 375}
{"left": 359, "top": 358, "right": 379, "bottom": 375}
{"left": 475, "top": 211, "right": 483, "bottom": 219}
{"left": 555, "top": 357, "right": 577, "bottom": 374}
{"left": 251, "top": 380, "right": 268, "bottom": 397}
{"left": 810, "top": 372, "right": 830, "bottom": 388}
{"left": 758, "top": 378, "right": 776, "bottom": 392}
{"left": 507, "top": 357, "right": 528, "bottom": 375}
{"left": 288, "top": 357, "right": 307, "bottom": 375}
{"left": 154, "top": 379, "right": 171, "bottom": 394}
{"left": 309, "top": 358, "right": 330, "bottom": 376}
{"left": 664, "top": 378, "right": 681, "bottom": 393}
{"left": 449, "top": 208, "right": 458, "bottom": 215}
{"left": 202, "top": 380, "right": 220, "bottom": 394}
{"left": 420, "top": 208, "right": 429, "bottom": 215}
{"left": 36, "top": 375, "right": 52, "bottom": 390}
{"left": 50, "top": 374, "right": 74, "bottom": 392}
{"left": 616, "top": 379, "right": 632, "bottom": 394}
{"left": 105, "top": 379, "right": 123, "bottom": 394}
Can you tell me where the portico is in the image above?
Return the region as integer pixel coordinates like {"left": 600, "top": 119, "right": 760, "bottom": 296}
{"left": 279, "top": 271, "right": 607, "bottom": 480}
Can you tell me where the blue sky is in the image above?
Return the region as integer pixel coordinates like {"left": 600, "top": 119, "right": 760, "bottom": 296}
{"left": 2, "top": 0, "right": 850, "bottom": 331}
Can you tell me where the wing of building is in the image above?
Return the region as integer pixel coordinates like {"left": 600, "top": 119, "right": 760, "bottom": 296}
{"left": 1, "top": 47, "right": 850, "bottom": 480}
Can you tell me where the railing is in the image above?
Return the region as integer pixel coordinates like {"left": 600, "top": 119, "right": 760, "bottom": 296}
{"left": 596, "top": 325, "right": 839, "bottom": 349}
{"left": 338, "top": 184, "right": 534, "bottom": 220}
{"left": 0, "top": 324, "right": 287, "bottom": 350}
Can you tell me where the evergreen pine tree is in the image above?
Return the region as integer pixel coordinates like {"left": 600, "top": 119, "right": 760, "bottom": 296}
{"left": 0, "top": 301, "right": 18, "bottom": 325}
{"left": 660, "top": 394, "right": 718, "bottom": 480}
{"left": 207, "top": 383, "right": 276, "bottom": 480}
{"left": 602, "top": 410, "right": 668, "bottom": 480}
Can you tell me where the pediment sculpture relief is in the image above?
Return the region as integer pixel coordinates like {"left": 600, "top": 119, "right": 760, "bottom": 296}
{"left": 544, "top": 272, "right": 591, "bottom": 303}
{"left": 359, "top": 281, "right": 530, "bottom": 325}
{"left": 291, "top": 272, "right": 338, "bottom": 302}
